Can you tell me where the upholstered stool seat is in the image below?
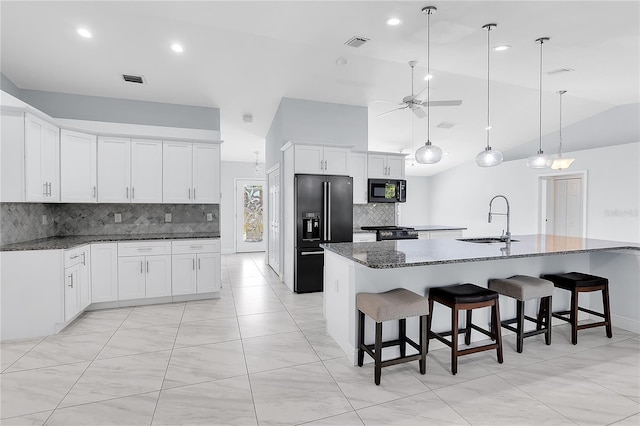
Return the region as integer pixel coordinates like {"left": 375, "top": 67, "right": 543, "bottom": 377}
{"left": 357, "top": 288, "right": 429, "bottom": 385}
{"left": 541, "top": 272, "right": 612, "bottom": 344}
{"left": 427, "top": 283, "right": 503, "bottom": 375}
{"left": 488, "top": 275, "right": 554, "bottom": 353}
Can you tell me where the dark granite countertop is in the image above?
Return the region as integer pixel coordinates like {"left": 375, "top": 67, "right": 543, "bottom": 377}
{"left": 0, "top": 232, "right": 220, "bottom": 252}
{"left": 321, "top": 234, "right": 640, "bottom": 269}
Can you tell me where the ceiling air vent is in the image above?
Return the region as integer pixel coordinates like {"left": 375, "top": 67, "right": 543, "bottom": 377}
{"left": 122, "top": 74, "right": 145, "bottom": 84}
{"left": 437, "top": 121, "right": 455, "bottom": 129}
{"left": 344, "top": 36, "right": 370, "bottom": 48}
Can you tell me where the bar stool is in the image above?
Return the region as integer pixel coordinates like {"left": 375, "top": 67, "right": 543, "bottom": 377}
{"left": 357, "top": 288, "right": 429, "bottom": 385}
{"left": 427, "top": 283, "right": 503, "bottom": 375}
{"left": 541, "top": 272, "right": 612, "bottom": 345}
{"left": 488, "top": 275, "right": 553, "bottom": 353}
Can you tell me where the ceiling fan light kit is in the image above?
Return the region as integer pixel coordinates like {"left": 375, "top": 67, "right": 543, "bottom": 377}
{"left": 415, "top": 5, "right": 443, "bottom": 165}
{"left": 527, "top": 37, "right": 554, "bottom": 169}
{"left": 551, "top": 90, "right": 575, "bottom": 170}
{"left": 476, "top": 23, "right": 503, "bottom": 168}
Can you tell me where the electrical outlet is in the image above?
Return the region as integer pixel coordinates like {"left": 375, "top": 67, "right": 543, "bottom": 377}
{"left": 206, "top": 213, "right": 213, "bottom": 222}
{"left": 41, "top": 215, "right": 48, "bottom": 225}
{"left": 165, "top": 213, "right": 172, "bottom": 223}
{"left": 114, "top": 213, "right": 122, "bottom": 223}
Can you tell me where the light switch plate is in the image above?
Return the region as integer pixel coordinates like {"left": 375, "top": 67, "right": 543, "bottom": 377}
{"left": 165, "top": 213, "right": 172, "bottom": 223}
{"left": 114, "top": 213, "right": 121, "bottom": 223}
{"left": 206, "top": 213, "right": 213, "bottom": 222}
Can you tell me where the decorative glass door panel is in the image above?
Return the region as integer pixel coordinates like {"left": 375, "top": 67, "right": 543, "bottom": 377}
{"left": 236, "top": 179, "right": 265, "bottom": 252}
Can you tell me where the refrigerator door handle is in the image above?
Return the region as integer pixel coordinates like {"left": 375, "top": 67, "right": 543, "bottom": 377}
{"left": 322, "top": 181, "right": 328, "bottom": 240}
{"left": 327, "top": 181, "right": 332, "bottom": 241}
{"left": 300, "top": 251, "right": 324, "bottom": 256}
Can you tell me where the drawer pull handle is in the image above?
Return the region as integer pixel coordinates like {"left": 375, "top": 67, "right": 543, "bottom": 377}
{"left": 190, "top": 246, "right": 203, "bottom": 249}
{"left": 69, "top": 254, "right": 81, "bottom": 259}
{"left": 137, "top": 248, "right": 153, "bottom": 251}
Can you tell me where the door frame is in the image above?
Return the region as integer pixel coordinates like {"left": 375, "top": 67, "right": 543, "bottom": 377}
{"left": 266, "top": 163, "right": 282, "bottom": 279}
{"left": 536, "top": 170, "right": 588, "bottom": 237}
{"left": 234, "top": 178, "right": 266, "bottom": 253}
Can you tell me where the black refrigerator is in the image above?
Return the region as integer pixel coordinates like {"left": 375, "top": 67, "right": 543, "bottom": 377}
{"left": 295, "top": 174, "right": 353, "bottom": 293}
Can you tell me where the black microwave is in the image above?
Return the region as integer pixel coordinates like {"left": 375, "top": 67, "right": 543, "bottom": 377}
{"left": 368, "top": 179, "right": 407, "bottom": 203}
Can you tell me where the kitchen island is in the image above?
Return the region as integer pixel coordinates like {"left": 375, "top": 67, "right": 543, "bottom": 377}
{"left": 321, "top": 235, "right": 640, "bottom": 364}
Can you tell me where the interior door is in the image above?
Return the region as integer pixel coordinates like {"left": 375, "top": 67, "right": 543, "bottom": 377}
{"left": 236, "top": 179, "right": 266, "bottom": 252}
{"left": 554, "top": 177, "right": 583, "bottom": 237}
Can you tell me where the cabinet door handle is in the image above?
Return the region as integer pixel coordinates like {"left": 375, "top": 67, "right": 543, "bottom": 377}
{"left": 92, "top": 186, "right": 96, "bottom": 198}
{"left": 81, "top": 252, "right": 86, "bottom": 265}
{"left": 324, "top": 160, "right": 328, "bottom": 170}
{"left": 198, "top": 258, "right": 201, "bottom": 270}
{"left": 43, "top": 183, "right": 47, "bottom": 196}
{"left": 140, "top": 261, "right": 143, "bottom": 274}
{"left": 192, "top": 258, "right": 195, "bottom": 270}
{"left": 68, "top": 275, "right": 73, "bottom": 288}
{"left": 132, "top": 187, "right": 135, "bottom": 199}
{"left": 146, "top": 261, "right": 149, "bottom": 273}
{"left": 188, "top": 188, "right": 191, "bottom": 199}
{"left": 193, "top": 188, "right": 196, "bottom": 200}
{"left": 49, "top": 182, "right": 52, "bottom": 196}
{"left": 126, "top": 187, "right": 129, "bottom": 199}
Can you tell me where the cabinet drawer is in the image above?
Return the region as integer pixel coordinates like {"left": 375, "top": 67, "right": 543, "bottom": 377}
{"left": 65, "top": 245, "right": 88, "bottom": 267}
{"left": 118, "top": 241, "right": 171, "bottom": 257}
{"left": 172, "top": 239, "right": 220, "bottom": 255}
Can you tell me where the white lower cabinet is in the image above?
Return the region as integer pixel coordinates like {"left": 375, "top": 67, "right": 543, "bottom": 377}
{"left": 91, "top": 243, "right": 118, "bottom": 303}
{"left": 171, "top": 239, "right": 221, "bottom": 295}
{"left": 64, "top": 245, "right": 91, "bottom": 321}
{"left": 117, "top": 241, "right": 172, "bottom": 300}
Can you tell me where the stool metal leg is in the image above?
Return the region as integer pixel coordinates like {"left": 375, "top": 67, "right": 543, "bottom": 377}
{"left": 426, "top": 298, "right": 434, "bottom": 354}
{"left": 452, "top": 306, "right": 459, "bottom": 375}
{"left": 516, "top": 300, "right": 525, "bottom": 353}
{"left": 374, "top": 322, "right": 382, "bottom": 385}
{"left": 570, "top": 289, "right": 579, "bottom": 345}
{"left": 357, "top": 310, "right": 365, "bottom": 367}
{"left": 399, "top": 318, "right": 407, "bottom": 358}
{"left": 602, "top": 284, "right": 613, "bottom": 338}
{"left": 419, "top": 315, "right": 427, "bottom": 374}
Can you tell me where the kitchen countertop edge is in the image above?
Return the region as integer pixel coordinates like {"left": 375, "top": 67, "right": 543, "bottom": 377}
{"left": 1, "top": 233, "right": 221, "bottom": 252}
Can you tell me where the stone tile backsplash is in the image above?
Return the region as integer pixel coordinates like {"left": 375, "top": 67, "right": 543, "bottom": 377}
{"left": 0, "top": 203, "right": 219, "bottom": 245}
{"left": 353, "top": 203, "right": 396, "bottom": 229}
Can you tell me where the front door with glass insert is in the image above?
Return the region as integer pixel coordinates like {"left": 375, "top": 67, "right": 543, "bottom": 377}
{"left": 236, "top": 179, "right": 266, "bottom": 252}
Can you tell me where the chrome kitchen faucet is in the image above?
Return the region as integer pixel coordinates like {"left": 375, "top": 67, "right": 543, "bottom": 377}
{"left": 488, "top": 195, "right": 511, "bottom": 243}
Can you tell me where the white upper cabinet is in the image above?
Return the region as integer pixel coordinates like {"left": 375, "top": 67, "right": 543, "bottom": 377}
{"left": 25, "top": 113, "right": 60, "bottom": 202}
{"left": 163, "top": 141, "right": 220, "bottom": 204}
{"left": 97, "top": 136, "right": 131, "bottom": 203}
{"left": 367, "top": 153, "right": 405, "bottom": 179}
{"left": 350, "top": 152, "right": 368, "bottom": 204}
{"left": 130, "top": 139, "right": 163, "bottom": 203}
{"left": 60, "top": 130, "right": 97, "bottom": 203}
{"left": 1, "top": 110, "right": 25, "bottom": 202}
{"left": 97, "top": 137, "right": 162, "bottom": 203}
{"left": 294, "top": 144, "right": 350, "bottom": 175}
{"left": 193, "top": 143, "right": 220, "bottom": 203}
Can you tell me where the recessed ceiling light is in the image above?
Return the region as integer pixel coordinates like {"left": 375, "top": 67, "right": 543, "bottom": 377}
{"left": 386, "top": 17, "right": 402, "bottom": 26}
{"left": 493, "top": 45, "right": 511, "bottom": 51}
{"left": 171, "top": 43, "right": 184, "bottom": 53}
{"left": 77, "top": 28, "right": 92, "bottom": 38}
{"left": 424, "top": 74, "right": 433, "bottom": 81}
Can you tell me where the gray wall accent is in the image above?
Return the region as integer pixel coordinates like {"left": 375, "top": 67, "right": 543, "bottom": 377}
{"left": 0, "top": 203, "right": 56, "bottom": 245}
{"left": 0, "top": 203, "right": 219, "bottom": 245}
{"left": 0, "top": 73, "right": 21, "bottom": 98}
{"left": 353, "top": 204, "right": 396, "bottom": 229}
{"left": 19, "top": 89, "right": 220, "bottom": 130}
{"left": 265, "top": 97, "right": 368, "bottom": 170}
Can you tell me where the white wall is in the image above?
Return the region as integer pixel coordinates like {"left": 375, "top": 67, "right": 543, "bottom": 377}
{"left": 427, "top": 142, "right": 640, "bottom": 243}
{"left": 220, "top": 161, "right": 265, "bottom": 254}
{"left": 398, "top": 176, "right": 431, "bottom": 226}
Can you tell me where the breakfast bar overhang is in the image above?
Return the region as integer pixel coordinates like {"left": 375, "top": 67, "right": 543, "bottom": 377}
{"left": 321, "top": 235, "right": 640, "bottom": 364}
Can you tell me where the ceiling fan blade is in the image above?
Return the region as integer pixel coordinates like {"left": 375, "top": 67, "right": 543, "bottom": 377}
{"left": 421, "top": 100, "right": 463, "bottom": 107}
{"left": 376, "top": 105, "right": 409, "bottom": 117}
{"left": 413, "top": 107, "right": 427, "bottom": 119}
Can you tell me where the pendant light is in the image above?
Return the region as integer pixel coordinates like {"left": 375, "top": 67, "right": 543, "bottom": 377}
{"left": 415, "top": 6, "right": 443, "bottom": 164}
{"left": 476, "top": 23, "right": 503, "bottom": 167}
{"left": 551, "top": 90, "right": 575, "bottom": 170}
{"left": 527, "top": 37, "right": 553, "bottom": 168}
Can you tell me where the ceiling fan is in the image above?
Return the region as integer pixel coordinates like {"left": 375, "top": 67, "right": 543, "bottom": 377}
{"left": 376, "top": 61, "right": 462, "bottom": 119}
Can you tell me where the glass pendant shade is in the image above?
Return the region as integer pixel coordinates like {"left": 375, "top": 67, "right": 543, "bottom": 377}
{"left": 551, "top": 157, "right": 575, "bottom": 170}
{"left": 527, "top": 150, "right": 553, "bottom": 168}
{"left": 476, "top": 146, "right": 503, "bottom": 167}
{"left": 415, "top": 140, "right": 443, "bottom": 164}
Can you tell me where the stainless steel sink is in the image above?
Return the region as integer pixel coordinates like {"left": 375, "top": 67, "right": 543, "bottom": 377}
{"left": 457, "top": 237, "right": 519, "bottom": 244}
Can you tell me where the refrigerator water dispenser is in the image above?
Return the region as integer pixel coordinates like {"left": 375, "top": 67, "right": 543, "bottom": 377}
{"left": 302, "top": 213, "right": 320, "bottom": 241}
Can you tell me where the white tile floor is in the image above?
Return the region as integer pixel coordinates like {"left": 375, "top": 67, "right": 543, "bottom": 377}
{"left": 1, "top": 252, "right": 638, "bottom": 425}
